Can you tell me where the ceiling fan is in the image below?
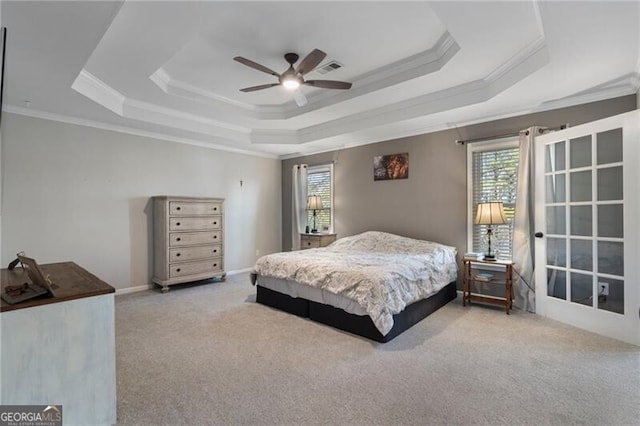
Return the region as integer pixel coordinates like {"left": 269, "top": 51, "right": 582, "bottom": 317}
{"left": 233, "top": 49, "right": 352, "bottom": 106}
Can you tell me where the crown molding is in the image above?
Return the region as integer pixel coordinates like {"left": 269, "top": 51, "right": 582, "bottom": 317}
{"left": 3, "top": 105, "right": 278, "bottom": 159}
{"left": 123, "top": 98, "right": 250, "bottom": 140}
{"left": 263, "top": 31, "right": 461, "bottom": 120}
{"left": 536, "top": 74, "right": 639, "bottom": 112}
{"left": 148, "top": 31, "right": 459, "bottom": 121}
{"left": 70, "top": 31, "right": 550, "bottom": 148}
{"left": 72, "top": 69, "right": 254, "bottom": 141}
{"left": 71, "top": 69, "right": 125, "bottom": 116}
{"left": 150, "top": 67, "right": 255, "bottom": 111}
{"left": 281, "top": 88, "right": 637, "bottom": 160}
{"left": 67, "top": 30, "right": 635, "bottom": 154}
{"left": 251, "top": 37, "right": 549, "bottom": 145}
{"left": 485, "top": 36, "right": 547, "bottom": 87}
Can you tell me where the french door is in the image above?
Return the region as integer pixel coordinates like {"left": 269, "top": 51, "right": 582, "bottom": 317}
{"left": 534, "top": 110, "right": 639, "bottom": 346}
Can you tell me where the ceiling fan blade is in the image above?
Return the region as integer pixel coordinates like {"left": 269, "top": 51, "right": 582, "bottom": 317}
{"left": 304, "top": 80, "right": 352, "bottom": 90}
{"left": 293, "top": 89, "right": 307, "bottom": 107}
{"left": 234, "top": 57, "right": 280, "bottom": 77}
{"left": 240, "top": 83, "right": 280, "bottom": 93}
{"left": 295, "top": 49, "right": 327, "bottom": 76}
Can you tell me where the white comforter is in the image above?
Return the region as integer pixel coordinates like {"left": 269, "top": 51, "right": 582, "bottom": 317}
{"left": 253, "top": 231, "right": 458, "bottom": 335}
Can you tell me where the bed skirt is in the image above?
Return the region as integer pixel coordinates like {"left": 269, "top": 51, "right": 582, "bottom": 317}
{"left": 256, "top": 281, "right": 457, "bottom": 343}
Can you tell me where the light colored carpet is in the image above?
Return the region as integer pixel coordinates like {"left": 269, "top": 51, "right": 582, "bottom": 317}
{"left": 115, "top": 273, "right": 639, "bottom": 425}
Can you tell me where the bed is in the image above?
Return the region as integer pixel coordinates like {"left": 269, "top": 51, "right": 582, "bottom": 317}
{"left": 251, "top": 231, "right": 458, "bottom": 342}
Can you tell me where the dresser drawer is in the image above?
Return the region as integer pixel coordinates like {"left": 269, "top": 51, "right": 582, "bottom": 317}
{"left": 300, "top": 233, "right": 337, "bottom": 250}
{"left": 169, "top": 217, "right": 222, "bottom": 231}
{"left": 300, "top": 236, "right": 321, "bottom": 249}
{"left": 169, "top": 201, "right": 222, "bottom": 216}
{"left": 170, "top": 259, "right": 223, "bottom": 278}
{"left": 169, "top": 231, "right": 222, "bottom": 246}
{"left": 169, "top": 245, "right": 222, "bottom": 262}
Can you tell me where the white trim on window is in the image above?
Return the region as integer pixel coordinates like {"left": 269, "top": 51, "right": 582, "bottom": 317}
{"left": 466, "top": 137, "right": 519, "bottom": 254}
{"left": 307, "top": 163, "right": 334, "bottom": 233}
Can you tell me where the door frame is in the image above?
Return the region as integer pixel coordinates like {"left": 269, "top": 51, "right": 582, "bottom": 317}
{"left": 534, "top": 109, "right": 640, "bottom": 346}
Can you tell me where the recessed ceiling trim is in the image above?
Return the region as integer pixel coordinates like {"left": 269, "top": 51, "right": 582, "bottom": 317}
{"left": 250, "top": 38, "right": 550, "bottom": 145}
{"left": 71, "top": 31, "right": 636, "bottom": 151}
{"left": 259, "top": 31, "right": 461, "bottom": 120}
{"left": 3, "top": 105, "right": 277, "bottom": 159}
{"left": 72, "top": 69, "right": 125, "bottom": 116}
{"left": 150, "top": 31, "right": 460, "bottom": 121}
{"left": 538, "top": 72, "right": 639, "bottom": 110}
{"left": 150, "top": 67, "right": 256, "bottom": 111}
{"left": 267, "top": 31, "right": 460, "bottom": 116}
{"left": 250, "top": 129, "right": 299, "bottom": 145}
{"left": 73, "top": 69, "right": 252, "bottom": 141}
{"left": 279, "top": 89, "right": 638, "bottom": 160}
{"left": 485, "top": 36, "right": 546, "bottom": 84}
{"left": 73, "top": 33, "right": 550, "bottom": 147}
{"left": 124, "top": 98, "right": 251, "bottom": 142}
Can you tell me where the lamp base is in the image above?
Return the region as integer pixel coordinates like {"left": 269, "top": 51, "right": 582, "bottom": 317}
{"left": 310, "top": 229, "right": 319, "bottom": 234}
{"left": 483, "top": 254, "right": 497, "bottom": 261}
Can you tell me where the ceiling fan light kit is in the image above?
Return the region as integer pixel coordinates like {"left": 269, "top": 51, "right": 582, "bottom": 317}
{"left": 234, "top": 48, "right": 353, "bottom": 105}
{"left": 282, "top": 79, "right": 300, "bottom": 90}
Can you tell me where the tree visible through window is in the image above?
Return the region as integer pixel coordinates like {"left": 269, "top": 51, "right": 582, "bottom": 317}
{"left": 306, "top": 164, "right": 333, "bottom": 233}
{"left": 469, "top": 140, "right": 519, "bottom": 260}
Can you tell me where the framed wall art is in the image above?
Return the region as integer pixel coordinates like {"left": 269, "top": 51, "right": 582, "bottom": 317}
{"left": 373, "top": 152, "right": 409, "bottom": 181}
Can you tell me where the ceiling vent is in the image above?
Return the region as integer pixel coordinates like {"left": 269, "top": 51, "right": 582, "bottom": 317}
{"left": 314, "top": 60, "right": 343, "bottom": 75}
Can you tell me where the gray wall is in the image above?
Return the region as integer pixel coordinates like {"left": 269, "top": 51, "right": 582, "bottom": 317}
{"left": 1, "top": 113, "right": 282, "bottom": 291}
{"left": 282, "top": 95, "right": 637, "bottom": 263}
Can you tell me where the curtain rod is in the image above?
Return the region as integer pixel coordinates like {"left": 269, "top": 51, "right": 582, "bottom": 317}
{"left": 455, "top": 124, "right": 568, "bottom": 145}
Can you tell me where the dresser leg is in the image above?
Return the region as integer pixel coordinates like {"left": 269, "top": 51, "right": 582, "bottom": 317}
{"left": 161, "top": 285, "right": 170, "bottom": 293}
{"left": 220, "top": 273, "right": 227, "bottom": 281}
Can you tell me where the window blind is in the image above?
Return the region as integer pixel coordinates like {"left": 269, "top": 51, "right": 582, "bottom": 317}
{"left": 471, "top": 147, "right": 519, "bottom": 260}
{"left": 306, "top": 166, "right": 332, "bottom": 232}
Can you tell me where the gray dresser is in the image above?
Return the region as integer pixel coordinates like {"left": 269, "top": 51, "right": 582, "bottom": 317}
{"left": 152, "top": 196, "right": 225, "bottom": 292}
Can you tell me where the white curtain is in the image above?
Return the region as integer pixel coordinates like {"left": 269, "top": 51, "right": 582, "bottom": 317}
{"left": 513, "top": 126, "right": 547, "bottom": 312}
{"left": 291, "top": 164, "right": 308, "bottom": 250}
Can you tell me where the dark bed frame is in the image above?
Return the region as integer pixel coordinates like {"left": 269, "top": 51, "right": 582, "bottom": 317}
{"left": 256, "top": 281, "right": 457, "bottom": 343}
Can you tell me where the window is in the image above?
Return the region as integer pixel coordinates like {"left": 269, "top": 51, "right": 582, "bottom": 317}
{"left": 306, "top": 163, "right": 334, "bottom": 233}
{"left": 467, "top": 138, "right": 519, "bottom": 260}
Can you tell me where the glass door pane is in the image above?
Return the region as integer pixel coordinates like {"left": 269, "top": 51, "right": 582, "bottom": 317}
{"left": 536, "top": 111, "right": 639, "bottom": 346}
{"left": 543, "top": 128, "right": 625, "bottom": 312}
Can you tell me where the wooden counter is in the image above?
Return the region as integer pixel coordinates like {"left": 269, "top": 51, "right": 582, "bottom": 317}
{"left": 1, "top": 261, "right": 114, "bottom": 312}
{"left": 1, "top": 261, "right": 116, "bottom": 425}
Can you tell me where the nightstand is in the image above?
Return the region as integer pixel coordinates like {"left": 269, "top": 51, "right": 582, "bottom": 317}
{"left": 300, "top": 233, "right": 336, "bottom": 250}
{"left": 462, "top": 258, "right": 515, "bottom": 314}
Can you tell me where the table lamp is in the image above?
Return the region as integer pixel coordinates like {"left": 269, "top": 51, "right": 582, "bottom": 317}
{"left": 474, "top": 201, "right": 506, "bottom": 261}
{"left": 306, "top": 195, "right": 323, "bottom": 233}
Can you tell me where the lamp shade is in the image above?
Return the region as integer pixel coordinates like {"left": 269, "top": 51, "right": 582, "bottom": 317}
{"left": 475, "top": 202, "right": 507, "bottom": 225}
{"left": 306, "top": 195, "right": 323, "bottom": 210}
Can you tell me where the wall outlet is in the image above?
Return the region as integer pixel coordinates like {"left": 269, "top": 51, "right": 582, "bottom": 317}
{"left": 255, "top": 249, "right": 261, "bottom": 257}
{"left": 599, "top": 282, "right": 609, "bottom": 296}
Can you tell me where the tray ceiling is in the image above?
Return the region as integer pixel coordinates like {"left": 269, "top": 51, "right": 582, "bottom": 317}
{"left": 2, "top": 1, "right": 639, "bottom": 158}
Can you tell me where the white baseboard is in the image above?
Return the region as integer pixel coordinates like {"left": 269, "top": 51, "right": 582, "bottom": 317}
{"left": 227, "top": 267, "right": 253, "bottom": 275}
{"left": 114, "top": 268, "right": 254, "bottom": 295}
{"left": 115, "top": 284, "right": 151, "bottom": 296}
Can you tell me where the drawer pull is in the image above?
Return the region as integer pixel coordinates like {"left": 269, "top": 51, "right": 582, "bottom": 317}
{"left": 176, "top": 222, "right": 181, "bottom": 226}
{"left": 176, "top": 253, "right": 181, "bottom": 257}
{"left": 176, "top": 237, "right": 181, "bottom": 242}
{"left": 213, "top": 263, "right": 217, "bottom": 267}
{"left": 176, "top": 268, "right": 181, "bottom": 272}
{"left": 214, "top": 207, "right": 217, "bottom": 211}
{"left": 213, "top": 221, "right": 217, "bottom": 225}
{"left": 214, "top": 235, "right": 217, "bottom": 239}
{"left": 307, "top": 242, "right": 311, "bottom": 246}
{"left": 176, "top": 206, "right": 181, "bottom": 211}
{"left": 213, "top": 249, "right": 217, "bottom": 253}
